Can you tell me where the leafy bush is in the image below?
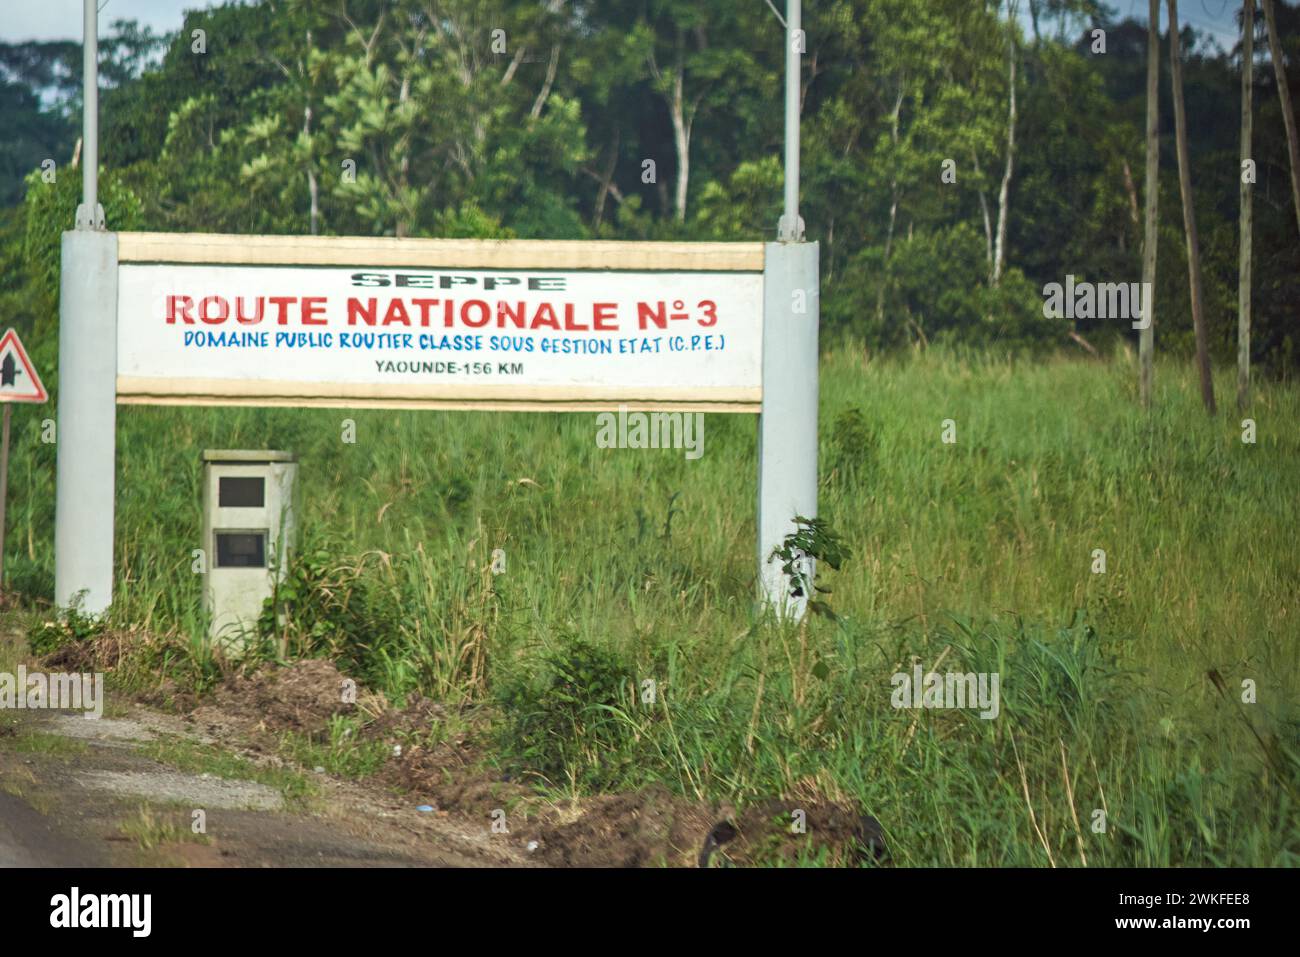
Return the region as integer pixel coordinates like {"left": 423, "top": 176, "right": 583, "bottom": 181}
{"left": 768, "top": 515, "right": 850, "bottom": 615}
{"left": 259, "top": 540, "right": 404, "bottom": 686}
{"left": 28, "top": 604, "right": 107, "bottom": 656}
{"left": 495, "top": 638, "right": 644, "bottom": 790}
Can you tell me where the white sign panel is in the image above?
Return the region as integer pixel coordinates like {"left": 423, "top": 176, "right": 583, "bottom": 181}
{"left": 116, "top": 263, "right": 763, "bottom": 411}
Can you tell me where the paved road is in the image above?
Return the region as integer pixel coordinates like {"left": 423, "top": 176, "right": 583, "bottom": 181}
{"left": 0, "top": 791, "right": 101, "bottom": 867}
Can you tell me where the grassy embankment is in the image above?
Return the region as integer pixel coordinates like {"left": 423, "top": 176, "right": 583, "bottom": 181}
{"left": 9, "top": 347, "right": 1298, "bottom": 865}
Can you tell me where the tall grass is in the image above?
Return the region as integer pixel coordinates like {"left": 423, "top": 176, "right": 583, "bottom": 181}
{"left": 9, "top": 347, "right": 1298, "bottom": 864}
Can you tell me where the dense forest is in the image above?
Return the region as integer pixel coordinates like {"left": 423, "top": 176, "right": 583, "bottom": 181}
{"left": 1, "top": 0, "right": 1297, "bottom": 373}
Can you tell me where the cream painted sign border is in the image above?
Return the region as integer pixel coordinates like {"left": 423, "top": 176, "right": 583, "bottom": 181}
{"left": 115, "top": 233, "right": 765, "bottom": 413}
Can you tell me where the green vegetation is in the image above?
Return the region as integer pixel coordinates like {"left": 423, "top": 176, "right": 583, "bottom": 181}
{"left": 279, "top": 716, "right": 394, "bottom": 781}
{"left": 496, "top": 638, "right": 647, "bottom": 793}
{"left": 7, "top": 728, "right": 90, "bottom": 757}
{"left": 11, "top": 348, "right": 1298, "bottom": 864}
{"left": 119, "top": 804, "right": 211, "bottom": 852}
{"left": 0, "top": 1, "right": 1296, "bottom": 865}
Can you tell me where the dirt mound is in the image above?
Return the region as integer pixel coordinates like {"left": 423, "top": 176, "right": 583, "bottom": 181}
{"left": 379, "top": 732, "right": 529, "bottom": 815}
{"left": 356, "top": 694, "right": 448, "bottom": 740}
{"left": 41, "top": 631, "right": 129, "bottom": 672}
{"left": 525, "top": 792, "right": 886, "bottom": 868}
{"left": 526, "top": 787, "right": 714, "bottom": 867}
{"left": 726, "top": 801, "right": 889, "bottom": 866}
{"left": 188, "top": 658, "right": 360, "bottom": 739}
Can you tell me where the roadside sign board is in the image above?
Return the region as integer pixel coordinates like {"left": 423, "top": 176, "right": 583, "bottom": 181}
{"left": 0, "top": 329, "right": 48, "bottom": 404}
{"left": 115, "top": 234, "right": 764, "bottom": 412}
{"left": 57, "top": 230, "right": 818, "bottom": 619}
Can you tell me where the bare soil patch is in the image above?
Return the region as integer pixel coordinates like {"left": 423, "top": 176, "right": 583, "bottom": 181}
{"left": 186, "top": 658, "right": 364, "bottom": 739}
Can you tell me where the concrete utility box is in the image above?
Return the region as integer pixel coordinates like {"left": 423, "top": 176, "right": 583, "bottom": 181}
{"left": 201, "top": 450, "right": 297, "bottom": 649}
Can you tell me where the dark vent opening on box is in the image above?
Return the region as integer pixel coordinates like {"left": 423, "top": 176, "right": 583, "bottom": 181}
{"left": 215, "top": 531, "right": 267, "bottom": 568}
{"left": 219, "top": 476, "right": 265, "bottom": 508}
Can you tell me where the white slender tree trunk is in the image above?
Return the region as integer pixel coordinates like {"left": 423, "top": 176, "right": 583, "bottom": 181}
{"left": 1239, "top": 0, "right": 1254, "bottom": 411}
{"left": 972, "top": 150, "right": 994, "bottom": 273}
{"left": 992, "top": 2, "right": 1019, "bottom": 286}
{"left": 304, "top": 104, "right": 319, "bottom": 236}
{"left": 670, "top": 60, "right": 691, "bottom": 222}
{"left": 875, "top": 80, "right": 906, "bottom": 326}
{"left": 1140, "top": 0, "right": 1160, "bottom": 407}
{"left": 1168, "top": 0, "right": 1217, "bottom": 414}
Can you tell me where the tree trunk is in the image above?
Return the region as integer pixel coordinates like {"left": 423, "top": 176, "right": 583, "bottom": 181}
{"left": 875, "top": 80, "right": 906, "bottom": 327}
{"left": 648, "top": 32, "right": 693, "bottom": 223}
{"left": 670, "top": 58, "right": 690, "bottom": 222}
{"left": 307, "top": 167, "right": 319, "bottom": 236}
{"left": 1239, "top": 0, "right": 1255, "bottom": 411}
{"left": 992, "top": 3, "right": 1018, "bottom": 287}
{"left": 304, "top": 104, "right": 319, "bottom": 236}
{"left": 592, "top": 130, "right": 620, "bottom": 230}
{"left": 529, "top": 45, "right": 560, "bottom": 121}
{"left": 1122, "top": 158, "right": 1141, "bottom": 236}
{"left": 1261, "top": 0, "right": 1300, "bottom": 237}
{"left": 396, "top": 70, "right": 411, "bottom": 238}
{"left": 1140, "top": 0, "right": 1160, "bottom": 408}
{"left": 303, "top": 30, "right": 318, "bottom": 237}
{"left": 1168, "top": 0, "right": 1216, "bottom": 414}
{"left": 972, "top": 149, "right": 994, "bottom": 273}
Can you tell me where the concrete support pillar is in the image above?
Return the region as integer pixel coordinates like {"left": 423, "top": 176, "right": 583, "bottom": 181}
{"left": 758, "top": 241, "right": 819, "bottom": 617}
{"left": 54, "top": 230, "right": 118, "bottom": 613}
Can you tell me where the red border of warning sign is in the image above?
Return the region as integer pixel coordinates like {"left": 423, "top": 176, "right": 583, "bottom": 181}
{"left": 0, "top": 329, "right": 48, "bottom": 403}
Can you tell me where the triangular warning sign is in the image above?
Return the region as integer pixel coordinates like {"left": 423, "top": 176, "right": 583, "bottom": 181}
{"left": 0, "top": 329, "right": 48, "bottom": 403}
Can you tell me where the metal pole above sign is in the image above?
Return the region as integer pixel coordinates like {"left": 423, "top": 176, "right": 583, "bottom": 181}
{"left": 759, "top": 0, "right": 819, "bottom": 617}
{"left": 77, "top": 0, "right": 103, "bottom": 231}
{"left": 778, "top": 0, "right": 804, "bottom": 243}
{"left": 55, "top": 0, "right": 116, "bottom": 613}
